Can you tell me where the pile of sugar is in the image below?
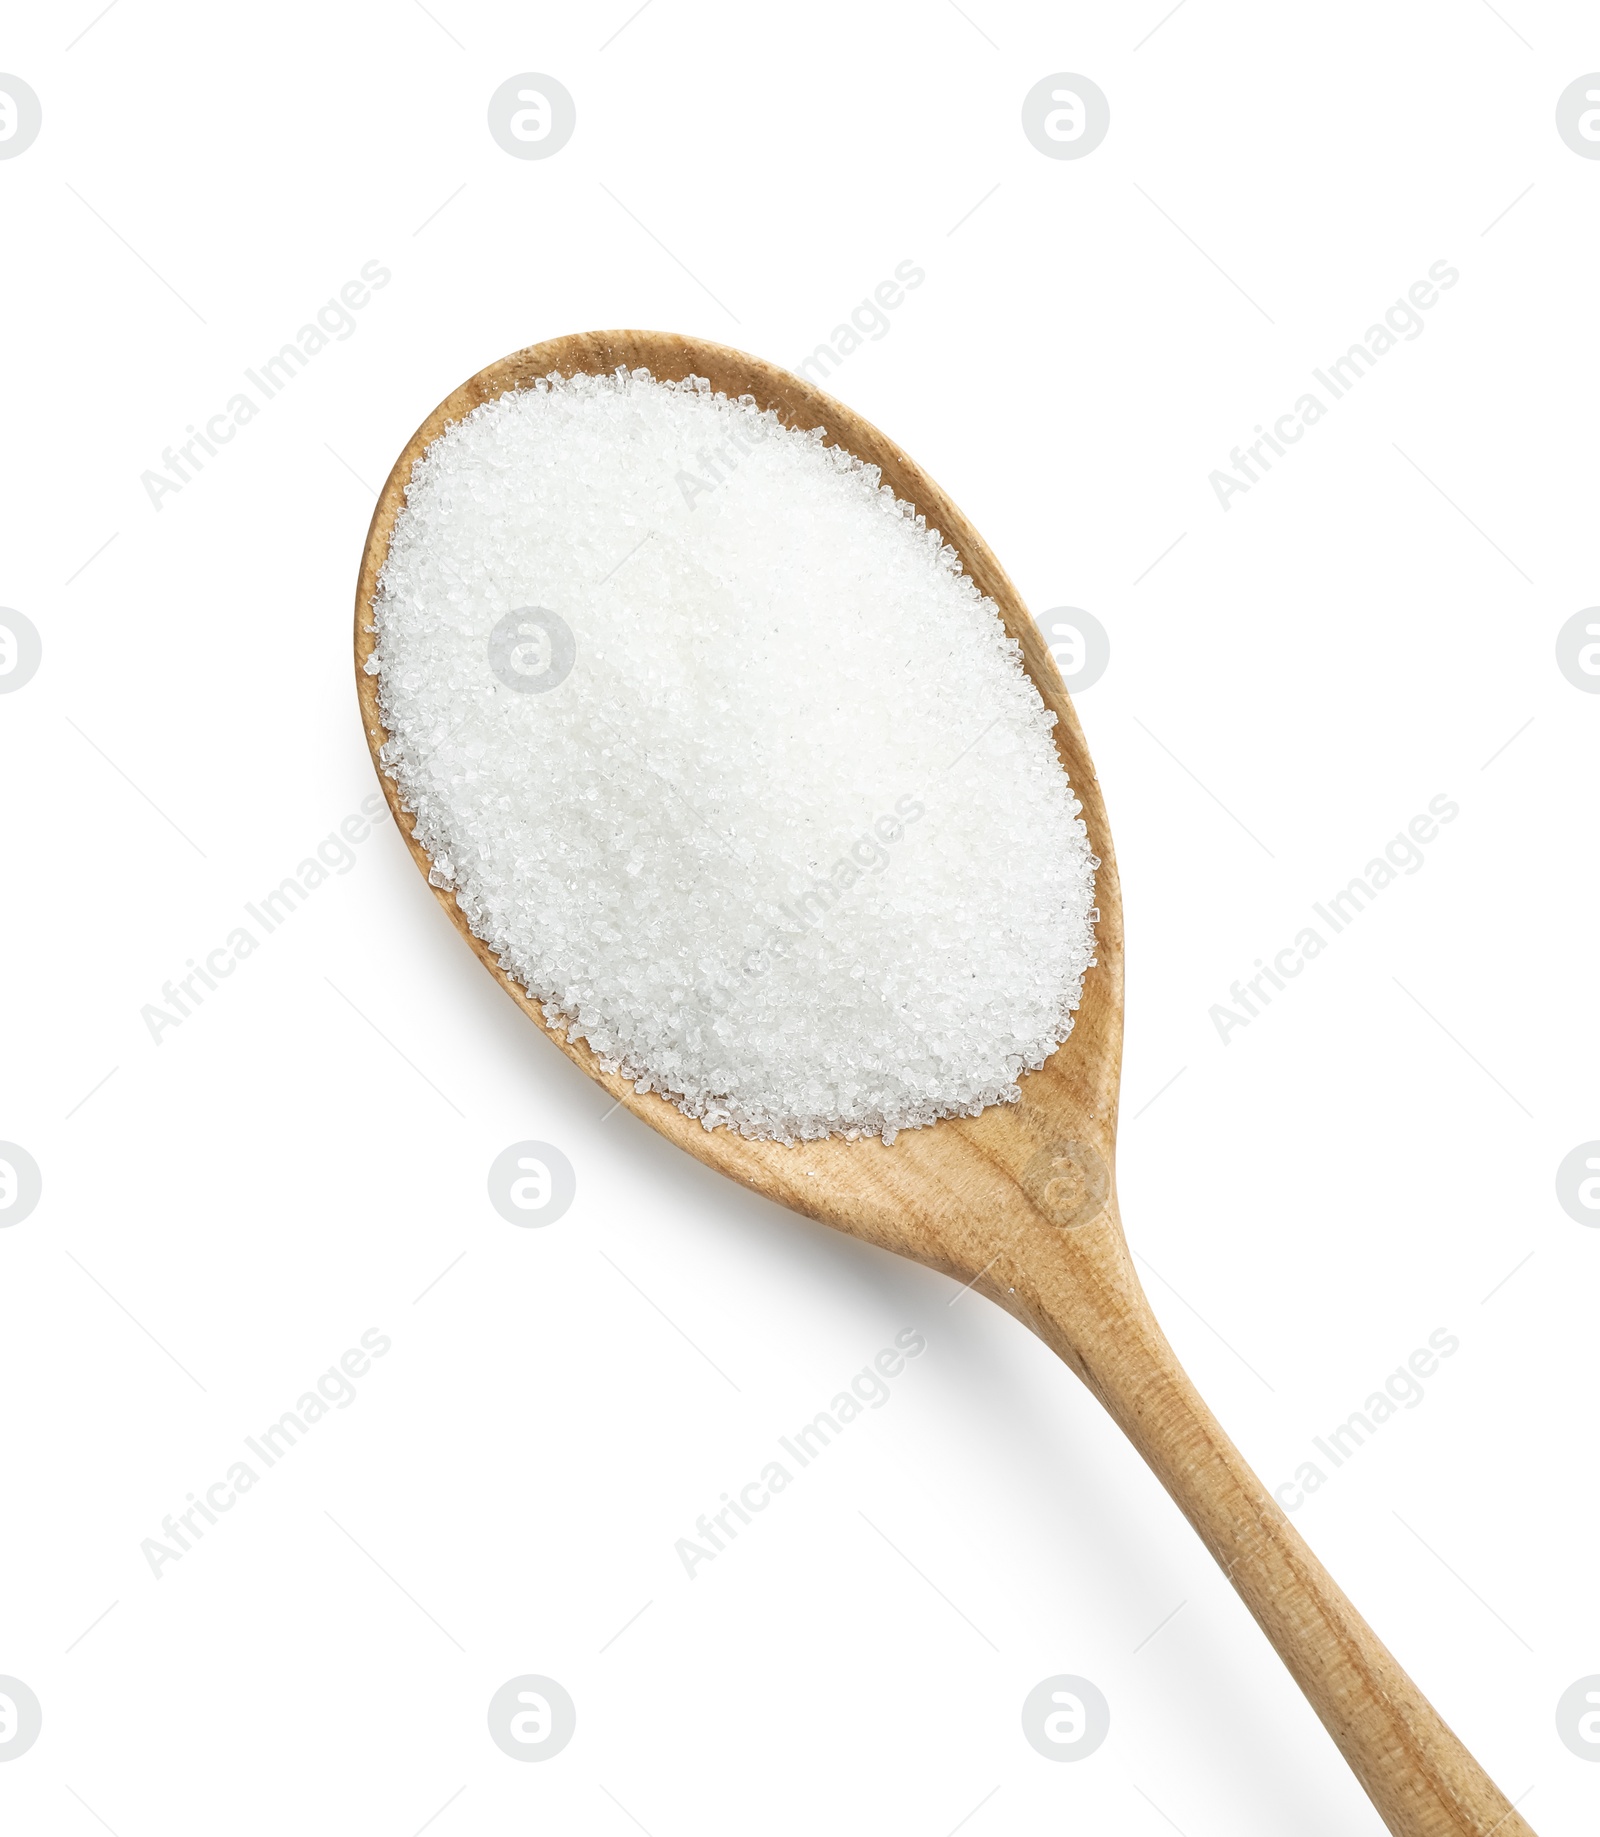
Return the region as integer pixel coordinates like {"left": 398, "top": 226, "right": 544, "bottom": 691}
{"left": 368, "top": 368, "right": 1097, "bottom": 1143}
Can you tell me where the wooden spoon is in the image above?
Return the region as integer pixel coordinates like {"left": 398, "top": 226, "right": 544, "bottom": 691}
{"left": 354, "top": 330, "right": 1532, "bottom": 1837}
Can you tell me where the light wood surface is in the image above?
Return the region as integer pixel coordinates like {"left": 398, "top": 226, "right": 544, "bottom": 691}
{"left": 354, "top": 330, "right": 1533, "bottom": 1837}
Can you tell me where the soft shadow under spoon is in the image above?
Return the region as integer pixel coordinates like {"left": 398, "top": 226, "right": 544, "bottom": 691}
{"left": 354, "top": 329, "right": 1533, "bottom": 1837}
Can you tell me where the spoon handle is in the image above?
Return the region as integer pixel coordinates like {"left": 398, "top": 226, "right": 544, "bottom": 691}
{"left": 1024, "top": 1205, "right": 1534, "bottom": 1837}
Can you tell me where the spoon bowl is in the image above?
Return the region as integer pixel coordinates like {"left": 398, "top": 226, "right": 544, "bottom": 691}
{"left": 355, "top": 330, "right": 1531, "bottom": 1837}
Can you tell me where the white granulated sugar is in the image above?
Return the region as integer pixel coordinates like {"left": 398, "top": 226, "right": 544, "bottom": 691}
{"left": 368, "top": 368, "right": 1097, "bottom": 1143}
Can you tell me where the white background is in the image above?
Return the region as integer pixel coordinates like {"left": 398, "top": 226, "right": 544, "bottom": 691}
{"left": 1, "top": 2, "right": 1596, "bottom": 1832}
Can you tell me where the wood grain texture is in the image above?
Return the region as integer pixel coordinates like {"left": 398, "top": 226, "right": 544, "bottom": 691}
{"left": 354, "top": 330, "right": 1533, "bottom": 1837}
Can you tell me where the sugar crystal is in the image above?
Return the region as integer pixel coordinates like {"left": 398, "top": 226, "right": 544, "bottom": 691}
{"left": 370, "top": 370, "right": 1097, "bottom": 1143}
